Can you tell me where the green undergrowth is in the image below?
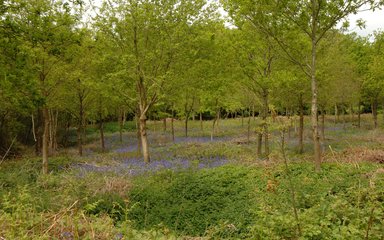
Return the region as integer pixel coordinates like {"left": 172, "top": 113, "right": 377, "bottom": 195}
{"left": 1, "top": 157, "right": 383, "bottom": 239}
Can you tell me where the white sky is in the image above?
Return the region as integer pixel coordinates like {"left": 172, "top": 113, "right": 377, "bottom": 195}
{"left": 345, "top": 9, "right": 384, "bottom": 36}
{"left": 88, "top": 0, "right": 383, "bottom": 37}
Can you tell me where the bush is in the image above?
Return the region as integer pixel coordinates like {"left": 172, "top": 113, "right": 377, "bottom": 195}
{"left": 128, "top": 165, "right": 256, "bottom": 238}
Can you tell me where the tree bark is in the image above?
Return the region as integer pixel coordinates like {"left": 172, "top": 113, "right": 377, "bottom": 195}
{"left": 358, "top": 101, "right": 361, "bottom": 128}
{"left": 99, "top": 109, "right": 105, "bottom": 153}
{"left": 321, "top": 110, "right": 325, "bottom": 140}
{"left": 372, "top": 100, "right": 378, "bottom": 129}
{"left": 200, "top": 112, "right": 203, "bottom": 131}
{"left": 310, "top": 13, "right": 322, "bottom": 171}
{"left": 171, "top": 109, "right": 175, "bottom": 142}
{"left": 247, "top": 113, "right": 251, "bottom": 144}
{"left": 139, "top": 115, "right": 150, "bottom": 163}
{"left": 119, "top": 108, "right": 123, "bottom": 143}
{"left": 299, "top": 98, "right": 304, "bottom": 154}
{"left": 211, "top": 111, "right": 219, "bottom": 141}
{"left": 257, "top": 132, "right": 262, "bottom": 156}
{"left": 42, "top": 107, "right": 49, "bottom": 174}
{"left": 135, "top": 113, "right": 141, "bottom": 155}
{"left": 262, "top": 92, "right": 269, "bottom": 159}
{"left": 185, "top": 116, "right": 189, "bottom": 137}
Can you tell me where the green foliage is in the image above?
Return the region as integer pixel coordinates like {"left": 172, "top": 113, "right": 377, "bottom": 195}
{"left": 128, "top": 165, "right": 256, "bottom": 237}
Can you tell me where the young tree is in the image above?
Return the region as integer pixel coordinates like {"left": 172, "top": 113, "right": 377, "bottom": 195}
{"left": 4, "top": 0, "right": 81, "bottom": 173}
{"left": 222, "top": 0, "right": 383, "bottom": 171}
{"left": 97, "top": 0, "right": 214, "bottom": 162}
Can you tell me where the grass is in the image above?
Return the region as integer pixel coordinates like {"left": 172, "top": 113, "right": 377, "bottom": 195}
{"left": 1, "top": 114, "right": 384, "bottom": 239}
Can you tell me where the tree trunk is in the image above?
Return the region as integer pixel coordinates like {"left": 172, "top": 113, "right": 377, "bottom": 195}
{"left": 321, "top": 110, "right": 325, "bottom": 140}
{"left": 122, "top": 109, "right": 126, "bottom": 126}
{"left": 252, "top": 104, "right": 256, "bottom": 121}
{"left": 135, "top": 113, "right": 141, "bottom": 156}
{"left": 247, "top": 114, "right": 251, "bottom": 144}
{"left": 185, "top": 116, "right": 189, "bottom": 137}
{"left": 119, "top": 109, "right": 123, "bottom": 143}
{"left": 257, "top": 132, "right": 262, "bottom": 156}
{"left": 163, "top": 118, "right": 167, "bottom": 133}
{"left": 200, "top": 112, "right": 203, "bottom": 131}
{"left": 211, "top": 111, "right": 219, "bottom": 141}
{"left": 77, "top": 125, "right": 83, "bottom": 156}
{"left": 99, "top": 109, "right": 105, "bottom": 152}
{"left": 262, "top": 92, "right": 269, "bottom": 159}
{"left": 42, "top": 107, "right": 49, "bottom": 174}
{"left": 287, "top": 109, "right": 291, "bottom": 139}
{"left": 310, "top": 22, "right": 322, "bottom": 171}
{"left": 171, "top": 109, "right": 175, "bottom": 142}
{"left": 35, "top": 109, "right": 43, "bottom": 156}
{"left": 372, "top": 100, "right": 378, "bottom": 129}
{"left": 336, "top": 104, "right": 340, "bottom": 123}
{"left": 299, "top": 96, "right": 304, "bottom": 154}
{"left": 241, "top": 110, "right": 244, "bottom": 127}
{"left": 358, "top": 101, "right": 361, "bottom": 128}
{"left": 139, "top": 116, "right": 150, "bottom": 163}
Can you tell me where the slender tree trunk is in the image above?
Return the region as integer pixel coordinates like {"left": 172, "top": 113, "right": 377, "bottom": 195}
{"left": 357, "top": 100, "right": 361, "bottom": 128}
{"left": 77, "top": 126, "right": 83, "bottom": 156}
{"left": 299, "top": 101, "right": 304, "bottom": 154}
{"left": 200, "top": 112, "right": 203, "bottom": 131}
{"left": 122, "top": 109, "right": 126, "bottom": 126}
{"left": 211, "top": 110, "right": 219, "bottom": 141}
{"left": 36, "top": 109, "right": 43, "bottom": 156}
{"left": 252, "top": 104, "right": 256, "bottom": 121}
{"left": 336, "top": 104, "right": 340, "bottom": 123}
{"left": 171, "top": 116, "right": 175, "bottom": 142}
{"left": 247, "top": 114, "right": 251, "bottom": 144}
{"left": 310, "top": 22, "right": 322, "bottom": 171}
{"left": 241, "top": 110, "right": 244, "bottom": 127}
{"left": 343, "top": 107, "right": 346, "bottom": 130}
{"left": 262, "top": 92, "right": 269, "bottom": 158}
{"left": 119, "top": 109, "right": 123, "bottom": 143}
{"left": 372, "top": 100, "right": 378, "bottom": 129}
{"left": 135, "top": 113, "right": 141, "bottom": 156}
{"left": 350, "top": 104, "right": 354, "bottom": 123}
{"left": 31, "top": 114, "right": 37, "bottom": 143}
{"left": 185, "top": 116, "right": 189, "bottom": 137}
{"left": 139, "top": 115, "right": 150, "bottom": 163}
{"left": 42, "top": 107, "right": 49, "bottom": 174}
{"left": 321, "top": 110, "right": 325, "bottom": 140}
{"left": 257, "top": 132, "right": 262, "bottom": 156}
{"left": 99, "top": 107, "right": 105, "bottom": 152}
{"left": 163, "top": 118, "right": 166, "bottom": 133}
{"left": 287, "top": 109, "right": 291, "bottom": 139}
{"left": 216, "top": 109, "right": 220, "bottom": 133}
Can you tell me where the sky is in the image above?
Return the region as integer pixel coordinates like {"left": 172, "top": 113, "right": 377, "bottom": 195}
{"left": 89, "top": 0, "right": 383, "bottom": 37}
{"left": 345, "top": 9, "right": 384, "bottom": 36}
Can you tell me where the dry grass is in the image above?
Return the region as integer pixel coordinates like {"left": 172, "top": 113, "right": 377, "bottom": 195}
{"left": 325, "top": 146, "right": 384, "bottom": 164}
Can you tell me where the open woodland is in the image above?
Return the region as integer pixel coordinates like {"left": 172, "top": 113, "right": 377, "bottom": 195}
{"left": 1, "top": 0, "right": 384, "bottom": 239}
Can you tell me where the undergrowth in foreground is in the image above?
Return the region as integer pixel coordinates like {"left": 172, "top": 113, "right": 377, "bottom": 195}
{"left": 1, "top": 156, "right": 383, "bottom": 239}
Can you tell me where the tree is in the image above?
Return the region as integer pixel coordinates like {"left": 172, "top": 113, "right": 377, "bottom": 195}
{"left": 231, "top": 23, "right": 277, "bottom": 158}
{"left": 222, "top": 0, "right": 383, "bottom": 171}
{"left": 3, "top": 0, "right": 82, "bottom": 173}
{"left": 97, "top": 0, "right": 214, "bottom": 162}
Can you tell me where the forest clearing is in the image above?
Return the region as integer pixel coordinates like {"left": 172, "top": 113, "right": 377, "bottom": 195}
{"left": 1, "top": 0, "right": 384, "bottom": 239}
{"left": 1, "top": 116, "right": 384, "bottom": 239}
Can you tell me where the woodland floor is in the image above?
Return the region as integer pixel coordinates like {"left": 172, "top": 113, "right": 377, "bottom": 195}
{"left": 1, "top": 115, "right": 383, "bottom": 239}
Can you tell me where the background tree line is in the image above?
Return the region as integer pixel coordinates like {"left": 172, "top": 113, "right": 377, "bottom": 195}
{"left": 1, "top": 0, "right": 383, "bottom": 172}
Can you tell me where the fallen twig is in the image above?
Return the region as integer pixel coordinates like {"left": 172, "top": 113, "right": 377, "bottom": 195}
{"left": 0, "top": 137, "right": 16, "bottom": 165}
